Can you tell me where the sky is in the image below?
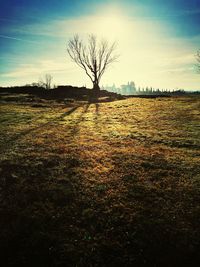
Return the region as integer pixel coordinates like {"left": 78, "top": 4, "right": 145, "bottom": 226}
{"left": 0, "top": 0, "right": 200, "bottom": 90}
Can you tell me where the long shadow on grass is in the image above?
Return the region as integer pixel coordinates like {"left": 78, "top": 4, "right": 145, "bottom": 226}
{"left": 58, "top": 106, "right": 79, "bottom": 120}
{"left": 95, "top": 103, "right": 99, "bottom": 116}
{"left": 93, "top": 103, "right": 102, "bottom": 133}
{"left": 0, "top": 105, "right": 80, "bottom": 153}
{"left": 0, "top": 104, "right": 92, "bottom": 153}
{"left": 70, "top": 103, "right": 90, "bottom": 136}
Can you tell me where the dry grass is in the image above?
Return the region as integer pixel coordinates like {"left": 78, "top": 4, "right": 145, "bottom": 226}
{"left": 0, "top": 95, "right": 200, "bottom": 266}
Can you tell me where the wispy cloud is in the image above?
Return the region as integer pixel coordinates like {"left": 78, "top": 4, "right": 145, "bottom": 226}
{"left": 1, "top": 59, "right": 75, "bottom": 78}
{"left": 0, "top": 34, "right": 38, "bottom": 43}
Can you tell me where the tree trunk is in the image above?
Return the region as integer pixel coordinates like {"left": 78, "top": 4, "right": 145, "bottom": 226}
{"left": 92, "top": 81, "right": 99, "bottom": 101}
{"left": 93, "top": 60, "right": 100, "bottom": 91}
{"left": 90, "top": 79, "right": 100, "bottom": 103}
{"left": 93, "top": 81, "right": 100, "bottom": 91}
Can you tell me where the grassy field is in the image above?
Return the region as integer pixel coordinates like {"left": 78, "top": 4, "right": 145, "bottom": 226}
{"left": 0, "top": 94, "right": 200, "bottom": 266}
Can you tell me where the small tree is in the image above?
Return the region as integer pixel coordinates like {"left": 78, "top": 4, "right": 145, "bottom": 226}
{"left": 67, "top": 34, "right": 119, "bottom": 91}
{"left": 196, "top": 50, "right": 200, "bottom": 71}
{"left": 38, "top": 74, "right": 53, "bottom": 89}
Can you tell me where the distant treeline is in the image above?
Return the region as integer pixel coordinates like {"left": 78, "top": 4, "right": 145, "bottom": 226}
{"left": 103, "top": 82, "right": 200, "bottom": 96}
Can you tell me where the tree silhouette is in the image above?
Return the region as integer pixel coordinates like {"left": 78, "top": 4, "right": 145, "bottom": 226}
{"left": 38, "top": 74, "right": 53, "bottom": 89}
{"left": 196, "top": 49, "right": 200, "bottom": 71}
{"left": 67, "top": 34, "right": 118, "bottom": 91}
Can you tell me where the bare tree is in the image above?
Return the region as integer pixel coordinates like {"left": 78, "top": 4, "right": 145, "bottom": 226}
{"left": 196, "top": 50, "right": 200, "bottom": 71}
{"left": 67, "top": 34, "right": 119, "bottom": 91}
{"left": 38, "top": 74, "right": 53, "bottom": 89}
{"left": 45, "top": 74, "right": 53, "bottom": 90}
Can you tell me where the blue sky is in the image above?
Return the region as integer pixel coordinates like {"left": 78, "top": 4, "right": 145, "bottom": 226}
{"left": 1, "top": 0, "right": 200, "bottom": 90}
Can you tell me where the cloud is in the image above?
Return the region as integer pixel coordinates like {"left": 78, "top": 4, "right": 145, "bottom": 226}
{"left": 2, "top": 59, "right": 74, "bottom": 78}
{"left": 0, "top": 34, "right": 38, "bottom": 43}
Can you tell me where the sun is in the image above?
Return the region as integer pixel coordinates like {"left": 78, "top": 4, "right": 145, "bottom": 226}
{"left": 91, "top": 5, "right": 132, "bottom": 39}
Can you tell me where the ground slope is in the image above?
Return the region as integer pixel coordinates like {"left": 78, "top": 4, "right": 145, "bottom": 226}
{"left": 0, "top": 96, "right": 200, "bottom": 266}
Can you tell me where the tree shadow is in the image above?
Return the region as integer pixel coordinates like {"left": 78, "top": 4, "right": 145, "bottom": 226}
{"left": 71, "top": 103, "right": 90, "bottom": 136}
{"left": 0, "top": 105, "right": 80, "bottom": 153}
{"left": 95, "top": 103, "right": 99, "bottom": 116}
{"left": 93, "top": 103, "right": 102, "bottom": 134}
{"left": 59, "top": 106, "right": 79, "bottom": 120}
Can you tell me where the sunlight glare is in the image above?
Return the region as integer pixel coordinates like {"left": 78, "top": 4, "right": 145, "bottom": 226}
{"left": 91, "top": 5, "right": 132, "bottom": 39}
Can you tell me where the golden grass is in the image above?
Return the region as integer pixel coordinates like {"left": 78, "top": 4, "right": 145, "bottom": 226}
{"left": 0, "top": 96, "right": 200, "bottom": 266}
